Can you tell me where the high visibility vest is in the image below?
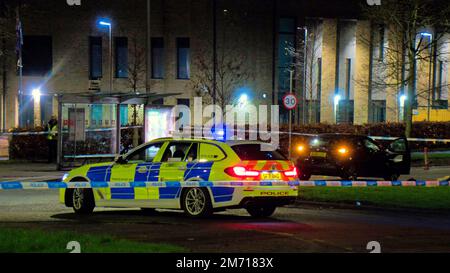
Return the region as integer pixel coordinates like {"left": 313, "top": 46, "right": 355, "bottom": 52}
{"left": 47, "top": 125, "right": 58, "bottom": 140}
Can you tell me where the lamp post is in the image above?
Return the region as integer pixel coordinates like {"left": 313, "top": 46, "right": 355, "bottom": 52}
{"left": 98, "top": 19, "right": 113, "bottom": 94}
{"left": 334, "top": 94, "right": 341, "bottom": 124}
{"left": 399, "top": 94, "right": 407, "bottom": 122}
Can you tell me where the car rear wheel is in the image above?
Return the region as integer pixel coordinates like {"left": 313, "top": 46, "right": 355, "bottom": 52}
{"left": 181, "top": 188, "right": 213, "bottom": 218}
{"left": 341, "top": 165, "right": 358, "bottom": 181}
{"left": 72, "top": 188, "right": 95, "bottom": 214}
{"left": 246, "top": 205, "right": 276, "bottom": 218}
{"left": 299, "top": 171, "right": 311, "bottom": 181}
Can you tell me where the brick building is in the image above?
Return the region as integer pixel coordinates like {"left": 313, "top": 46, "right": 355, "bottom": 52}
{"left": 0, "top": 0, "right": 449, "bottom": 131}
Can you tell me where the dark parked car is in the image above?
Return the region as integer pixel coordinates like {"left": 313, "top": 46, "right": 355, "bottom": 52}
{"left": 296, "top": 134, "right": 411, "bottom": 181}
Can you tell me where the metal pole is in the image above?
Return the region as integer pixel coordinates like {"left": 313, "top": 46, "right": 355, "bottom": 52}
{"left": 288, "top": 70, "right": 293, "bottom": 159}
{"left": 146, "top": 0, "right": 151, "bottom": 93}
{"left": 302, "top": 27, "right": 307, "bottom": 125}
{"left": 109, "top": 25, "right": 113, "bottom": 94}
{"left": 212, "top": 0, "right": 217, "bottom": 106}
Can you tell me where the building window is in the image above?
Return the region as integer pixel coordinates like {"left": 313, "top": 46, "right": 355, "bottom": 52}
{"left": 345, "top": 58, "right": 352, "bottom": 98}
{"left": 40, "top": 95, "right": 53, "bottom": 126}
{"left": 89, "top": 36, "right": 102, "bottom": 79}
{"left": 369, "top": 100, "right": 386, "bottom": 123}
{"left": 115, "top": 37, "right": 128, "bottom": 78}
{"left": 20, "top": 95, "right": 34, "bottom": 127}
{"left": 22, "top": 36, "right": 52, "bottom": 76}
{"left": 317, "top": 57, "right": 322, "bottom": 99}
{"left": 177, "top": 98, "right": 190, "bottom": 107}
{"left": 435, "top": 60, "right": 444, "bottom": 100}
{"left": 151, "top": 37, "right": 164, "bottom": 79}
{"left": 176, "top": 38, "right": 190, "bottom": 79}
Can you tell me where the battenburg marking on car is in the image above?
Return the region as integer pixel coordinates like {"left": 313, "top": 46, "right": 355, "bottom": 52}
{"left": 59, "top": 138, "right": 300, "bottom": 218}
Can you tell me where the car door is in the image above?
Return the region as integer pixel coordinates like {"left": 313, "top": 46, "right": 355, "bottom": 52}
{"left": 386, "top": 137, "right": 411, "bottom": 175}
{"left": 109, "top": 142, "right": 164, "bottom": 202}
{"left": 159, "top": 141, "right": 194, "bottom": 181}
{"left": 360, "top": 138, "right": 386, "bottom": 177}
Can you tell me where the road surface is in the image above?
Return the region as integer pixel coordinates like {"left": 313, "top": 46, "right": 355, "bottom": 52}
{"left": 1, "top": 189, "right": 450, "bottom": 253}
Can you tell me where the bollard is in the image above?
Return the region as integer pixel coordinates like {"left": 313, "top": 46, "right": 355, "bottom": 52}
{"left": 424, "top": 147, "right": 429, "bottom": 170}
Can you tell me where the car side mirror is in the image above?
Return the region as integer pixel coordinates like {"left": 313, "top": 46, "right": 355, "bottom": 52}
{"left": 115, "top": 155, "right": 127, "bottom": 164}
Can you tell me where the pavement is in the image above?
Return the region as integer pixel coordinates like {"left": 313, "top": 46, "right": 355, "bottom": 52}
{"left": 0, "top": 163, "right": 449, "bottom": 252}
{"left": 1, "top": 189, "right": 450, "bottom": 252}
{"left": 0, "top": 163, "right": 65, "bottom": 182}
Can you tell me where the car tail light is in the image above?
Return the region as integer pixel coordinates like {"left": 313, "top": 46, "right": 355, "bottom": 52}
{"left": 283, "top": 167, "right": 298, "bottom": 178}
{"left": 225, "top": 166, "right": 260, "bottom": 178}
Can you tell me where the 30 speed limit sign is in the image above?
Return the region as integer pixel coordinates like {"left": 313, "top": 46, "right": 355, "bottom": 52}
{"left": 282, "top": 93, "right": 298, "bottom": 110}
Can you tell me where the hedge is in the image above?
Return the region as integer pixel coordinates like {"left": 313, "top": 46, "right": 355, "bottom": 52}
{"left": 6, "top": 122, "right": 450, "bottom": 160}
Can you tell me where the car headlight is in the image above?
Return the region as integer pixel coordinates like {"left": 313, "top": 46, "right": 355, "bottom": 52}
{"left": 62, "top": 173, "right": 69, "bottom": 182}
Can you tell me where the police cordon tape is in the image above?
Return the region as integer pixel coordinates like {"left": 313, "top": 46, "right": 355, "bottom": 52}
{"left": 0, "top": 180, "right": 449, "bottom": 190}
{"left": 1, "top": 129, "right": 450, "bottom": 143}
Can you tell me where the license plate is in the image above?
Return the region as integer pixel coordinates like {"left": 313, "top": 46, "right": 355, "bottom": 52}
{"left": 310, "top": 152, "right": 327, "bottom": 158}
{"left": 261, "top": 172, "right": 282, "bottom": 180}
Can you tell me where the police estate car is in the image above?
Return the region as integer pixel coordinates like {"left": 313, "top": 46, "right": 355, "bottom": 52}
{"left": 60, "top": 138, "right": 299, "bottom": 218}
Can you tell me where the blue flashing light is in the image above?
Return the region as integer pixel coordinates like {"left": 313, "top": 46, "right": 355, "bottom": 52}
{"left": 211, "top": 124, "right": 227, "bottom": 142}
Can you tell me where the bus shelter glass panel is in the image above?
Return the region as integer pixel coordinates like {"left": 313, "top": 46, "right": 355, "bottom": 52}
{"left": 61, "top": 103, "right": 118, "bottom": 167}
{"left": 120, "top": 104, "right": 145, "bottom": 154}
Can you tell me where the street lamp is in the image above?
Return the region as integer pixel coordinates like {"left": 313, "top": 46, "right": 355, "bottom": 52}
{"left": 97, "top": 18, "right": 113, "bottom": 94}
{"left": 32, "top": 88, "right": 41, "bottom": 100}
{"left": 399, "top": 94, "right": 407, "bottom": 121}
{"left": 238, "top": 94, "right": 248, "bottom": 107}
{"left": 334, "top": 94, "right": 341, "bottom": 124}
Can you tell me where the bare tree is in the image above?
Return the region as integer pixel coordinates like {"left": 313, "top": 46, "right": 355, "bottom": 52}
{"left": 287, "top": 21, "right": 322, "bottom": 124}
{"left": 191, "top": 9, "right": 250, "bottom": 112}
{"left": 127, "top": 34, "right": 146, "bottom": 94}
{"left": 362, "top": 0, "right": 450, "bottom": 137}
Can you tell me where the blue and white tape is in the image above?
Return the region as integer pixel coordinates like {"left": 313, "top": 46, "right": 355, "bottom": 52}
{"left": 0, "top": 180, "right": 300, "bottom": 190}
{"left": 0, "top": 180, "right": 449, "bottom": 190}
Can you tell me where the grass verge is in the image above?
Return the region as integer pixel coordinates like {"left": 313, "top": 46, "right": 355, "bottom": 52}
{"left": 0, "top": 228, "right": 186, "bottom": 253}
{"left": 411, "top": 152, "right": 450, "bottom": 161}
{"left": 299, "top": 187, "right": 450, "bottom": 210}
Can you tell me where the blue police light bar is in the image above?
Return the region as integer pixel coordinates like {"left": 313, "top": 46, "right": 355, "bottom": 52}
{"left": 211, "top": 124, "right": 227, "bottom": 142}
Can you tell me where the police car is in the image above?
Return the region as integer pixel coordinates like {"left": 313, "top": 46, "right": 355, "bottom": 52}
{"left": 60, "top": 138, "right": 299, "bottom": 218}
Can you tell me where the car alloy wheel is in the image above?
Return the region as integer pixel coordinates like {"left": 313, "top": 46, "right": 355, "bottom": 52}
{"left": 73, "top": 188, "right": 84, "bottom": 210}
{"left": 72, "top": 188, "right": 95, "bottom": 214}
{"left": 182, "top": 187, "right": 212, "bottom": 217}
{"left": 185, "top": 188, "right": 206, "bottom": 215}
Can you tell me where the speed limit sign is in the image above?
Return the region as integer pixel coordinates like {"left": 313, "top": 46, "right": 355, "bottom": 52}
{"left": 282, "top": 93, "right": 298, "bottom": 110}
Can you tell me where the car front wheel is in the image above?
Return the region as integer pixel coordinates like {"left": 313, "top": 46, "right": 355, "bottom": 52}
{"left": 246, "top": 205, "right": 276, "bottom": 218}
{"left": 181, "top": 188, "right": 213, "bottom": 218}
{"left": 72, "top": 188, "right": 95, "bottom": 214}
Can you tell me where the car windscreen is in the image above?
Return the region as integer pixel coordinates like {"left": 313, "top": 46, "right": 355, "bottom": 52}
{"left": 231, "top": 144, "right": 287, "bottom": 160}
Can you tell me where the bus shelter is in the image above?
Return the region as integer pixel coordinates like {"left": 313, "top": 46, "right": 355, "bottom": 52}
{"left": 56, "top": 92, "right": 178, "bottom": 170}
